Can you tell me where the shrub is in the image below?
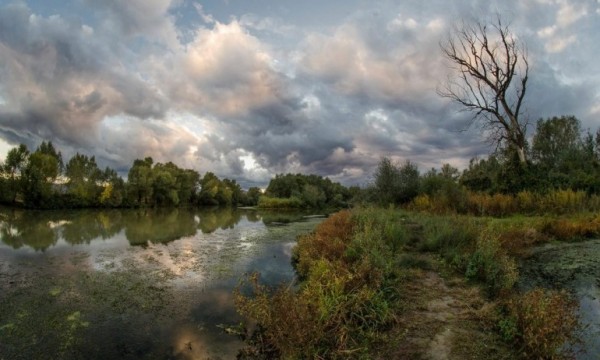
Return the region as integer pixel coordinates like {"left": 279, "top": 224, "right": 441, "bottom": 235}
{"left": 542, "top": 189, "right": 586, "bottom": 214}
{"left": 257, "top": 195, "right": 304, "bottom": 209}
{"left": 465, "top": 229, "right": 518, "bottom": 296}
{"left": 540, "top": 215, "right": 600, "bottom": 241}
{"left": 411, "top": 194, "right": 433, "bottom": 212}
{"left": 505, "top": 288, "right": 579, "bottom": 359}
{"left": 236, "top": 208, "right": 406, "bottom": 359}
{"left": 292, "top": 210, "right": 354, "bottom": 279}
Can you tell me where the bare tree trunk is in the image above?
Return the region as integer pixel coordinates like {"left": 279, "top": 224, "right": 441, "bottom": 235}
{"left": 439, "top": 15, "right": 529, "bottom": 164}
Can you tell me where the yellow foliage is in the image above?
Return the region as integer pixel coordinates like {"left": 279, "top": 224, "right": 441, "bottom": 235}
{"left": 99, "top": 184, "right": 113, "bottom": 205}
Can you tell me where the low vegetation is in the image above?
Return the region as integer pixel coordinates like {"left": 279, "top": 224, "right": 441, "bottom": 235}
{"left": 234, "top": 207, "right": 582, "bottom": 359}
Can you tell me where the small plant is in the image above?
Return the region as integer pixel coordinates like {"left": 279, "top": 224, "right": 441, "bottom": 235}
{"left": 506, "top": 288, "right": 579, "bottom": 359}
{"left": 465, "top": 229, "right": 518, "bottom": 296}
{"left": 497, "top": 316, "right": 519, "bottom": 342}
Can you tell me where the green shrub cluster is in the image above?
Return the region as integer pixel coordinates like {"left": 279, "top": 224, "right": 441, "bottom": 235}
{"left": 235, "top": 208, "right": 584, "bottom": 358}
{"left": 257, "top": 196, "right": 304, "bottom": 209}
{"left": 235, "top": 208, "right": 408, "bottom": 359}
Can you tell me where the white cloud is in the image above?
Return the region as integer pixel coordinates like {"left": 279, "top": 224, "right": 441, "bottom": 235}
{"left": 537, "top": 25, "right": 556, "bottom": 38}
{"left": 160, "top": 20, "right": 281, "bottom": 116}
{"left": 387, "top": 15, "right": 418, "bottom": 31}
{"left": 544, "top": 34, "right": 577, "bottom": 53}
{"left": 556, "top": 1, "right": 587, "bottom": 27}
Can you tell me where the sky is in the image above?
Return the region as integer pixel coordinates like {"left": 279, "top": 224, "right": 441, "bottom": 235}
{"left": 0, "top": 0, "right": 598, "bottom": 188}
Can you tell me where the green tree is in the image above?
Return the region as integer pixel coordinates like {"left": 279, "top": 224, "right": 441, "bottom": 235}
{"left": 65, "top": 153, "right": 102, "bottom": 206}
{"left": 127, "top": 157, "right": 154, "bottom": 206}
{"left": 37, "top": 141, "right": 63, "bottom": 172}
{"left": 531, "top": 116, "right": 598, "bottom": 191}
{"left": 301, "top": 184, "right": 326, "bottom": 208}
{"left": 176, "top": 168, "right": 200, "bottom": 205}
{"left": 99, "top": 167, "right": 125, "bottom": 207}
{"left": 152, "top": 163, "right": 179, "bottom": 206}
{"left": 21, "top": 151, "right": 59, "bottom": 207}
{"left": 222, "top": 178, "right": 242, "bottom": 205}
{"left": 244, "top": 187, "right": 262, "bottom": 206}
{"left": 460, "top": 156, "right": 501, "bottom": 193}
{"left": 198, "top": 172, "right": 221, "bottom": 206}
{"left": 3, "top": 144, "right": 29, "bottom": 203}
{"left": 374, "top": 157, "right": 420, "bottom": 205}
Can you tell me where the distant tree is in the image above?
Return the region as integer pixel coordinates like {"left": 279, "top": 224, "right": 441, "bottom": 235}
{"left": 222, "top": 178, "right": 242, "bottom": 205}
{"left": 37, "top": 141, "right": 64, "bottom": 171}
{"left": 531, "top": 116, "right": 599, "bottom": 191}
{"left": 532, "top": 116, "right": 580, "bottom": 165}
{"left": 175, "top": 168, "right": 200, "bottom": 205}
{"left": 439, "top": 16, "right": 529, "bottom": 164}
{"left": 21, "top": 151, "right": 60, "bottom": 207}
{"left": 460, "top": 156, "right": 501, "bottom": 193}
{"left": 127, "top": 157, "right": 154, "bottom": 206}
{"left": 397, "top": 160, "right": 420, "bottom": 203}
{"left": 374, "top": 157, "right": 399, "bottom": 205}
{"left": 65, "top": 153, "right": 102, "bottom": 206}
{"left": 152, "top": 163, "right": 179, "bottom": 206}
{"left": 244, "top": 187, "right": 262, "bottom": 206}
{"left": 3, "top": 144, "right": 29, "bottom": 203}
{"left": 198, "top": 172, "right": 221, "bottom": 206}
{"left": 374, "top": 157, "right": 420, "bottom": 205}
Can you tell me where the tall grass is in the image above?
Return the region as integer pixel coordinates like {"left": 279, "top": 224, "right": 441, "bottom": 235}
{"left": 235, "top": 207, "right": 582, "bottom": 358}
{"left": 235, "top": 208, "right": 408, "bottom": 359}
{"left": 411, "top": 189, "right": 600, "bottom": 216}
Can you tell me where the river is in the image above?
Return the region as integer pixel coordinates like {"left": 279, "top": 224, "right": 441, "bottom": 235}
{"left": 0, "top": 206, "right": 325, "bottom": 359}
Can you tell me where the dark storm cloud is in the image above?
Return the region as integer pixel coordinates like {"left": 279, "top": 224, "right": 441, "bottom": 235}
{"left": 0, "top": 2, "right": 168, "bottom": 151}
{"left": 0, "top": 0, "right": 598, "bottom": 187}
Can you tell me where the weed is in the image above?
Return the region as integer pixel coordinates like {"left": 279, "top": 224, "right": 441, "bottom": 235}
{"left": 505, "top": 288, "right": 579, "bottom": 359}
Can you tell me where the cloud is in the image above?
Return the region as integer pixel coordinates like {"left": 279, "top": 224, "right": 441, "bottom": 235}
{"left": 556, "top": 1, "right": 587, "bottom": 27}
{"left": 84, "top": 0, "right": 180, "bottom": 47}
{"left": 0, "top": 1, "right": 598, "bottom": 188}
{"left": 160, "top": 20, "right": 282, "bottom": 117}
{"left": 535, "top": 0, "right": 589, "bottom": 53}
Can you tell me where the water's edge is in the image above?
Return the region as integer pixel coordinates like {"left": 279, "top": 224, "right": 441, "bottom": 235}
{"left": 518, "top": 239, "right": 600, "bottom": 359}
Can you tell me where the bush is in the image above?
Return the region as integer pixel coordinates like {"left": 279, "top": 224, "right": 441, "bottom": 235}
{"left": 540, "top": 215, "right": 600, "bottom": 241}
{"left": 235, "top": 208, "right": 407, "bottom": 359}
{"left": 292, "top": 210, "right": 354, "bottom": 279}
{"left": 465, "top": 229, "right": 518, "bottom": 296}
{"left": 257, "top": 196, "right": 304, "bottom": 209}
{"left": 505, "top": 288, "right": 579, "bottom": 359}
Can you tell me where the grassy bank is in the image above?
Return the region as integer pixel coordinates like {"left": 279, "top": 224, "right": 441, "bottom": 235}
{"left": 234, "top": 207, "right": 585, "bottom": 359}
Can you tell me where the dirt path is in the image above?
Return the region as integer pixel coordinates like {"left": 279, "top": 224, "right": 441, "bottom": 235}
{"left": 385, "top": 255, "right": 514, "bottom": 359}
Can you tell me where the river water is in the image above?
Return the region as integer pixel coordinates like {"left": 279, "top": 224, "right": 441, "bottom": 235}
{"left": 518, "top": 239, "right": 600, "bottom": 359}
{"left": 0, "top": 207, "right": 324, "bottom": 359}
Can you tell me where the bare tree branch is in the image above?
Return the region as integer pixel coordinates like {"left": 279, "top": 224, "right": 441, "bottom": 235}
{"left": 438, "top": 16, "right": 529, "bottom": 164}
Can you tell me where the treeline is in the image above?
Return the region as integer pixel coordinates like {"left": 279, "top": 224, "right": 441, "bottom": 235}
{"left": 364, "top": 115, "right": 600, "bottom": 214}
{"left": 0, "top": 142, "right": 261, "bottom": 209}
{"left": 258, "top": 173, "right": 353, "bottom": 209}
{"left": 0, "top": 141, "right": 350, "bottom": 210}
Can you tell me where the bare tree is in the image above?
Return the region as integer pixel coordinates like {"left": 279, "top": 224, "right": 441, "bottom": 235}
{"left": 439, "top": 16, "right": 529, "bottom": 164}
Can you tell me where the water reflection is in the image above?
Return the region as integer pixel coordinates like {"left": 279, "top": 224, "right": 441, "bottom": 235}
{"left": 0, "top": 209, "right": 59, "bottom": 250}
{"left": 0, "top": 206, "right": 318, "bottom": 250}
{"left": 0, "top": 206, "right": 324, "bottom": 359}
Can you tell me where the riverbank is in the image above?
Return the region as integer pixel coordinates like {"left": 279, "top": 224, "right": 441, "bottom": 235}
{"left": 235, "top": 207, "right": 594, "bottom": 359}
